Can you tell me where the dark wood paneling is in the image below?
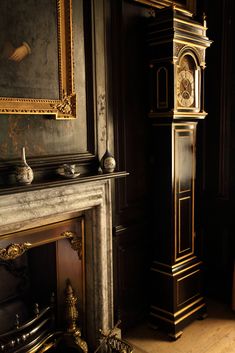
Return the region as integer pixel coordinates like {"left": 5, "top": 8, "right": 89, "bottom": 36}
{"left": 108, "top": 0, "right": 154, "bottom": 329}
{"left": 113, "top": 224, "right": 152, "bottom": 330}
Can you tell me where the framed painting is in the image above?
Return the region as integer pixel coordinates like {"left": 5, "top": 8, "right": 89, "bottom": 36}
{"left": 0, "top": 0, "right": 76, "bottom": 119}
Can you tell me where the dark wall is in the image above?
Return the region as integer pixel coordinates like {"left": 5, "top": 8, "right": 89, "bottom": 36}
{"left": 109, "top": 0, "right": 153, "bottom": 330}
{"left": 200, "top": 0, "right": 235, "bottom": 302}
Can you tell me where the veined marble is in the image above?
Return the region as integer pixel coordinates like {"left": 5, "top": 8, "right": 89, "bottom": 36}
{"left": 0, "top": 180, "right": 114, "bottom": 349}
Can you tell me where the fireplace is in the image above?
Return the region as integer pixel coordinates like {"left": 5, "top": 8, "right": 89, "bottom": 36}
{"left": 0, "top": 178, "right": 115, "bottom": 351}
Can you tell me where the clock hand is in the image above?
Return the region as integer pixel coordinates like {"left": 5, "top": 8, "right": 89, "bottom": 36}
{"left": 183, "top": 79, "right": 189, "bottom": 90}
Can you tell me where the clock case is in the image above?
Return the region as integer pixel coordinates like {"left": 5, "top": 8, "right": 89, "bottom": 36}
{"left": 147, "top": 6, "right": 211, "bottom": 121}
{"left": 147, "top": 7, "right": 212, "bottom": 339}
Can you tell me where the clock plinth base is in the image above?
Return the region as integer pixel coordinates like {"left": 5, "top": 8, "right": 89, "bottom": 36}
{"left": 168, "top": 331, "right": 183, "bottom": 341}
{"left": 150, "top": 258, "right": 207, "bottom": 338}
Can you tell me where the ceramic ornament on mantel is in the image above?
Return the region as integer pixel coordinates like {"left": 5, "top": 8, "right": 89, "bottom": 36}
{"left": 98, "top": 94, "right": 116, "bottom": 174}
{"left": 100, "top": 149, "right": 116, "bottom": 173}
{"left": 15, "top": 147, "right": 34, "bottom": 185}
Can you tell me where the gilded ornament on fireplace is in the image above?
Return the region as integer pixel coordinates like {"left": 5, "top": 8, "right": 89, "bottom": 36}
{"left": 0, "top": 242, "right": 31, "bottom": 260}
{"left": 96, "top": 320, "right": 134, "bottom": 353}
{"left": 65, "top": 279, "right": 88, "bottom": 353}
{"left": 61, "top": 231, "right": 83, "bottom": 260}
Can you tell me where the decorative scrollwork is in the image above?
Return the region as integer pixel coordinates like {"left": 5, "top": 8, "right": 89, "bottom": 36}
{"left": 52, "top": 92, "right": 75, "bottom": 116}
{"left": 95, "top": 320, "right": 134, "bottom": 353}
{"left": 61, "top": 231, "right": 82, "bottom": 260}
{"left": 0, "top": 243, "right": 31, "bottom": 261}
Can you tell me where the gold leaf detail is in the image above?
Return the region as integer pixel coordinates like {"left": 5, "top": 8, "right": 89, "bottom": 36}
{"left": 0, "top": 243, "right": 31, "bottom": 260}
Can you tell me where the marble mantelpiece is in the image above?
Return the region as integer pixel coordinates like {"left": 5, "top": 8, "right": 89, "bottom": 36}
{"left": 0, "top": 179, "right": 114, "bottom": 349}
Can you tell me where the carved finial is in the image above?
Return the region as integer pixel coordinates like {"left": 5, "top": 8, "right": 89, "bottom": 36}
{"left": 64, "top": 279, "right": 88, "bottom": 353}
{"left": 203, "top": 12, "right": 207, "bottom": 27}
{"left": 65, "top": 279, "right": 79, "bottom": 333}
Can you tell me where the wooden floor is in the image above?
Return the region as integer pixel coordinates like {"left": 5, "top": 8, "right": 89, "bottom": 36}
{"left": 124, "top": 299, "right": 235, "bottom": 353}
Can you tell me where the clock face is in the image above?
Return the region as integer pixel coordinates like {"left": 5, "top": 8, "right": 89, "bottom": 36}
{"left": 177, "top": 70, "right": 195, "bottom": 108}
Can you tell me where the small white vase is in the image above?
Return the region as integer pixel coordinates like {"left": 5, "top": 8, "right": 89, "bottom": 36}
{"left": 15, "top": 147, "right": 34, "bottom": 185}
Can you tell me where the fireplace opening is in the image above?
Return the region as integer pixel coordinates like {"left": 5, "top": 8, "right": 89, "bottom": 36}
{"left": 0, "top": 217, "right": 86, "bottom": 352}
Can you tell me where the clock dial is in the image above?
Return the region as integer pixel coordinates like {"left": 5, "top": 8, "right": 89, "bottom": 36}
{"left": 177, "top": 70, "right": 195, "bottom": 107}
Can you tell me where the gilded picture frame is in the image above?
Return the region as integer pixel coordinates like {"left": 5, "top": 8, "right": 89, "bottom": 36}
{"left": 0, "top": 0, "right": 76, "bottom": 119}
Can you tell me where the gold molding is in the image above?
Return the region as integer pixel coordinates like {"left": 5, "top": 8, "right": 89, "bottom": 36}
{"left": 175, "top": 18, "right": 206, "bottom": 30}
{"left": 151, "top": 267, "right": 173, "bottom": 276}
{"left": 174, "top": 126, "right": 195, "bottom": 262}
{"left": 174, "top": 39, "right": 211, "bottom": 50}
{"left": 151, "top": 302, "right": 206, "bottom": 325}
{"left": 151, "top": 261, "right": 202, "bottom": 277}
{"left": 153, "top": 255, "right": 197, "bottom": 268}
{"left": 151, "top": 296, "right": 204, "bottom": 318}
{"left": 0, "top": 242, "right": 31, "bottom": 260}
{"left": 0, "top": 0, "right": 76, "bottom": 119}
{"left": 133, "top": 0, "right": 193, "bottom": 16}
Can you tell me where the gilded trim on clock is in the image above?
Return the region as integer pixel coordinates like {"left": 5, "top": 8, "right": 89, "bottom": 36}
{"left": 151, "top": 296, "right": 204, "bottom": 318}
{"left": 153, "top": 255, "right": 197, "bottom": 268}
{"left": 151, "top": 261, "right": 202, "bottom": 277}
{"left": 150, "top": 303, "right": 205, "bottom": 325}
{"left": 175, "top": 18, "right": 207, "bottom": 30}
{"left": 174, "top": 39, "right": 211, "bottom": 50}
{"left": 133, "top": 0, "right": 193, "bottom": 16}
{"left": 174, "top": 126, "right": 195, "bottom": 262}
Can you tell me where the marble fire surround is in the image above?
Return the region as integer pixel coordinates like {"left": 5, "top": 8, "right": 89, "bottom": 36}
{"left": 0, "top": 179, "right": 114, "bottom": 348}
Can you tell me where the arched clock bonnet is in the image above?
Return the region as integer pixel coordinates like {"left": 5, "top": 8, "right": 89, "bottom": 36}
{"left": 147, "top": 6, "right": 212, "bottom": 121}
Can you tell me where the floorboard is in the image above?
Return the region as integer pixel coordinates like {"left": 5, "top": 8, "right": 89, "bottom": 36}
{"left": 124, "top": 299, "right": 235, "bottom": 353}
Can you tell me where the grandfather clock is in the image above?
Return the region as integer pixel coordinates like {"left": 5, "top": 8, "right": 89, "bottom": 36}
{"left": 147, "top": 6, "right": 211, "bottom": 339}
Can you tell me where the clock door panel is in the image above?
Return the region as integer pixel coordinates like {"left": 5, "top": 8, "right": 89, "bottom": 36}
{"left": 175, "top": 127, "right": 195, "bottom": 261}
